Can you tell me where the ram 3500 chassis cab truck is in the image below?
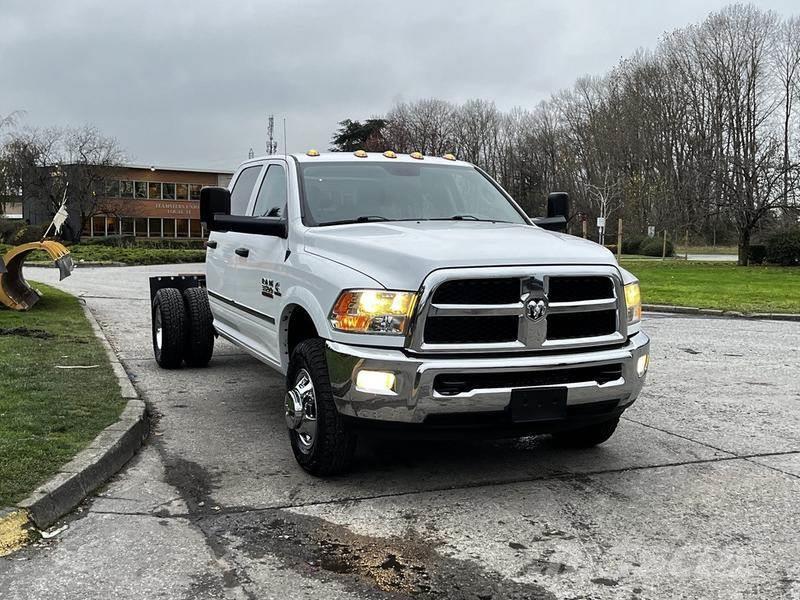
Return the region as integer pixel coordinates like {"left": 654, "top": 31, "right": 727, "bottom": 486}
{"left": 150, "top": 151, "right": 650, "bottom": 475}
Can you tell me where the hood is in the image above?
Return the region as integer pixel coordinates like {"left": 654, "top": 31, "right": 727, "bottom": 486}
{"left": 303, "top": 221, "right": 617, "bottom": 290}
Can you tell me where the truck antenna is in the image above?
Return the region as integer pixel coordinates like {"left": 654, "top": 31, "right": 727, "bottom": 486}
{"left": 283, "top": 118, "right": 288, "bottom": 159}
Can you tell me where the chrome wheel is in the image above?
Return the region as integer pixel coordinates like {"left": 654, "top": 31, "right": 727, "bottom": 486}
{"left": 154, "top": 310, "right": 163, "bottom": 350}
{"left": 285, "top": 368, "right": 317, "bottom": 454}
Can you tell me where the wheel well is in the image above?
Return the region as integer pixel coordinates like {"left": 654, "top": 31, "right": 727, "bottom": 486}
{"left": 283, "top": 306, "right": 318, "bottom": 362}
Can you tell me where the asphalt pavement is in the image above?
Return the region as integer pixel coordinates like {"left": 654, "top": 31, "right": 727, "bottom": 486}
{"left": 1, "top": 264, "right": 798, "bottom": 599}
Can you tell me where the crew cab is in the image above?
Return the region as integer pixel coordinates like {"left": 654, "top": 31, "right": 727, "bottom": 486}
{"left": 149, "top": 150, "right": 650, "bottom": 475}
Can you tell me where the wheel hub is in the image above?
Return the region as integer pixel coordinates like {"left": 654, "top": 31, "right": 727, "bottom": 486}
{"left": 284, "top": 369, "right": 318, "bottom": 453}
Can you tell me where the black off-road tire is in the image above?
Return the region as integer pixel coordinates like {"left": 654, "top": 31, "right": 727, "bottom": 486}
{"left": 183, "top": 287, "right": 215, "bottom": 368}
{"left": 287, "top": 338, "right": 356, "bottom": 475}
{"left": 152, "top": 288, "right": 187, "bottom": 369}
{"left": 552, "top": 417, "right": 620, "bottom": 448}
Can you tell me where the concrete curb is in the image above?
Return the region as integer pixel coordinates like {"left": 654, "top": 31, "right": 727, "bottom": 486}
{"left": 0, "top": 300, "right": 148, "bottom": 546}
{"left": 644, "top": 304, "right": 800, "bottom": 321}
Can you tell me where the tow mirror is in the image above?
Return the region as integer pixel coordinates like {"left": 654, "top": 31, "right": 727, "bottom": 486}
{"left": 547, "top": 192, "right": 569, "bottom": 219}
{"left": 200, "top": 186, "right": 231, "bottom": 227}
{"left": 533, "top": 192, "right": 570, "bottom": 232}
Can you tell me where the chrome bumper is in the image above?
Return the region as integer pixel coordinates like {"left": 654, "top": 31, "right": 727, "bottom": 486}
{"left": 326, "top": 331, "right": 650, "bottom": 424}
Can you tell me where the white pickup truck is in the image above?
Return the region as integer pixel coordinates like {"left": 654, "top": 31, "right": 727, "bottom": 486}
{"left": 149, "top": 151, "right": 650, "bottom": 475}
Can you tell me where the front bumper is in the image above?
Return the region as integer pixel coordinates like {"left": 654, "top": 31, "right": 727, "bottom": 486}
{"left": 326, "top": 331, "right": 650, "bottom": 428}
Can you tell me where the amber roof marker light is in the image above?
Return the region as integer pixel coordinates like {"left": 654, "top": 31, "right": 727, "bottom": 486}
{"left": 383, "top": 150, "right": 397, "bottom": 158}
{"left": 410, "top": 152, "right": 424, "bottom": 160}
{"left": 442, "top": 153, "right": 456, "bottom": 161}
{"left": 306, "top": 149, "right": 320, "bottom": 157}
{"left": 354, "top": 150, "right": 368, "bottom": 158}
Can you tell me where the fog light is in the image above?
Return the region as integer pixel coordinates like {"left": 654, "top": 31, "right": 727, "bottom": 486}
{"left": 355, "top": 370, "right": 396, "bottom": 394}
{"left": 636, "top": 354, "right": 650, "bottom": 377}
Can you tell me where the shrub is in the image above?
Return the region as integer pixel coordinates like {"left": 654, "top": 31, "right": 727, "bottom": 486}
{"left": 638, "top": 237, "right": 674, "bottom": 257}
{"left": 80, "top": 236, "right": 206, "bottom": 250}
{"left": 12, "top": 224, "right": 49, "bottom": 244}
{"left": 621, "top": 236, "right": 647, "bottom": 255}
{"left": 748, "top": 244, "right": 767, "bottom": 265}
{"left": 604, "top": 244, "right": 618, "bottom": 254}
{"left": 765, "top": 228, "right": 800, "bottom": 266}
{"left": 0, "top": 219, "right": 25, "bottom": 244}
{"left": 81, "top": 235, "right": 137, "bottom": 247}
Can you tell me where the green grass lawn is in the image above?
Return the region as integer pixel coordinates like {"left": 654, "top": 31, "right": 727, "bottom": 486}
{"left": 623, "top": 260, "right": 800, "bottom": 313}
{"left": 0, "top": 243, "right": 206, "bottom": 266}
{"left": 0, "top": 283, "right": 125, "bottom": 506}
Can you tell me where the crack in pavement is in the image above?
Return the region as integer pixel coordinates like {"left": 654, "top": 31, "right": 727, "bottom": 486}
{"left": 87, "top": 448, "right": 800, "bottom": 520}
{"left": 622, "top": 415, "right": 800, "bottom": 480}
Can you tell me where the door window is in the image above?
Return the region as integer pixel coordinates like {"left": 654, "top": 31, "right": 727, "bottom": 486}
{"left": 251, "top": 164, "right": 287, "bottom": 218}
{"left": 230, "top": 165, "right": 262, "bottom": 215}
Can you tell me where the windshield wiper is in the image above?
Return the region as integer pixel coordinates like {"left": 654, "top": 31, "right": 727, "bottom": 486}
{"left": 318, "top": 215, "right": 390, "bottom": 226}
{"left": 432, "top": 215, "right": 512, "bottom": 223}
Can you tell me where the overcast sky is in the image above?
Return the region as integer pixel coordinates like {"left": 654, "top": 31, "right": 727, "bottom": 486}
{"left": 1, "top": 0, "right": 796, "bottom": 171}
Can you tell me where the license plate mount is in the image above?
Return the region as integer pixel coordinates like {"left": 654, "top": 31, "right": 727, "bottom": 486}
{"left": 510, "top": 387, "right": 568, "bottom": 423}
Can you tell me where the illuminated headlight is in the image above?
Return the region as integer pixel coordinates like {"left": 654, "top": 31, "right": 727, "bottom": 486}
{"left": 356, "top": 370, "right": 396, "bottom": 394}
{"left": 329, "top": 290, "right": 418, "bottom": 334}
{"left": 624, "top": 282, "right": 642, "bottom": 325}
{"left": 636, "top": 353, "right": 650, "bottom": 377}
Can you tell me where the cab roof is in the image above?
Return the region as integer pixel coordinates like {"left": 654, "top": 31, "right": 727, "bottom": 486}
{"left": 246, "top": 151, "right": 474, "bottom": 167}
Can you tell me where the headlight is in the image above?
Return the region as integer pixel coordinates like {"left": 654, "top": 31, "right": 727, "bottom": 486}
{"left": 624, "top": 282, "right": 642, "bottom": 324}
{"left": 329, "top": 290, "right": 418, "bottom": 334}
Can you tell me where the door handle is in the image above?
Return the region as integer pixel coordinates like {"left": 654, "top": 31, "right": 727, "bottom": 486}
{"left": 234, "top": 247, "right": 250, "bottom": 258}
{"left": 205, "top": 240, "right": 217, "bottom": 249}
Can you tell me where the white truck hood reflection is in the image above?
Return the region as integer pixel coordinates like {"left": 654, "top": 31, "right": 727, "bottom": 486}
{"left": 303, "top": 221, "right": 618, "bottom": 290}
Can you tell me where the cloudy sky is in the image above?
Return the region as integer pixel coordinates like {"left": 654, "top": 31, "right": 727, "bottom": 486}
{"left": 1, "top": 0, "right": 796, "bottom": 171}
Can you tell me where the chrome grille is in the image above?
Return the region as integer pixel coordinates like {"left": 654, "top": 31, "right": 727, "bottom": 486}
{"left": 407, "top": 265, "right": 626, "bottom": 354}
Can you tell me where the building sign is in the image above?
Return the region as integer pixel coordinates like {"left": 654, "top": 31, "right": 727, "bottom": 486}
{"left": 101, "top": 198, "right": 200, "bottom": 219}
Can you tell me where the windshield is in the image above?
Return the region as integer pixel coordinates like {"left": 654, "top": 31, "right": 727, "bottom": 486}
{"left": 299, "top": 162, "right": 528, "bottom": 226}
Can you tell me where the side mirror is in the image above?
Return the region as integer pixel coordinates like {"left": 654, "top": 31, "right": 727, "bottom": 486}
{"left": 547, "top": 191, "right": 569, "bottom": 219}
{"left": 533, "top": 191, "right": 570, "bottom": 232}
{"left": 200, "top": 186, "right": 231, "bottom": 227}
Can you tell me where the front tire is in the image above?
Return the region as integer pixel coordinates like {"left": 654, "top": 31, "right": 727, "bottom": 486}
{"left": 286, "top": 338, "right": 356, "bottom": 475}
{"left": 152, "top": 288, "right": 186, "bottom": 369}
{"left": 552, "top": 417, "right": 620, "bottom": 448}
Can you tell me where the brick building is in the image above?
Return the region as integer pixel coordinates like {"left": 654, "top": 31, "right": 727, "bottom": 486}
{"left": 86, "top": 164, "right": 233, "bottom": 238}
{"left": 22, "top": 164, "right": 233, "bottom": 239}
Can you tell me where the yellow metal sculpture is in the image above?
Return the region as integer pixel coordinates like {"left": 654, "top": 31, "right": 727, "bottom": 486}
{"left": 0, "top": 240, "right": 74, "bottom": 310}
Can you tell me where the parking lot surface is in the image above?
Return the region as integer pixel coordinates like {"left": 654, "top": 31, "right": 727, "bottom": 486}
{"left": 1, "top": 264, "right": 798, "bottom": 599}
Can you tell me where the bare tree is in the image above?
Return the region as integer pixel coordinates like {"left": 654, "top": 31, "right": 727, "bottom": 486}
{"left": 2, "top": 125, "right": 125, "bottom": 241}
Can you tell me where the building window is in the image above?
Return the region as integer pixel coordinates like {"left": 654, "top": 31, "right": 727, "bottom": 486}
{"left": 163, "top": 183, "right": 176, "bottom": 200}
{"left": 91, "top": 215, "right": 105, "bottom": 236}
{"left": 134, "top": 218, "right": 147, "bottom": 236}
{"left": 120, "top": 181, "right": 134, "bottom": 198}
{"left": 105, "top": 180, "right": 120, "bottom": 197}
{"left": 189, "top": 184, "right": 202, "bottom": 201}
{"left": 148, "top": 182, "right": 161, "bottom": 199}
{"left": 176, "top": 183, "right": 188, "bottom": 201}
{"left": 147, "top": 217, "right": 161, "bottom": 237}
{"left": 106, "top": 216, "right": 119, "bottom": 235}
{"left": 135, "top": 182, "right": 147, "bottom": 199}
{"left": 189, "top": 219, "right": 202, "bottom": 238}
{"left": 163, "top": 218, "right": 175, "bottom": 237}
{"left": 176, "top": 218, "right": 189, "bottom": 237}
{"left": 121, "top": 217, "right": 134, "bottom": 235}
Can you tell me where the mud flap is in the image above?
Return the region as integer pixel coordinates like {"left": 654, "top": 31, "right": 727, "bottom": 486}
{"left": 0, "top": 241, "right": 74, "bottom": 311}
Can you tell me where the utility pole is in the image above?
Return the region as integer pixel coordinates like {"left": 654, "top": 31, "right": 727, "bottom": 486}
{"left": 266, "top": 115, "right": 278, "bottom": 155}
